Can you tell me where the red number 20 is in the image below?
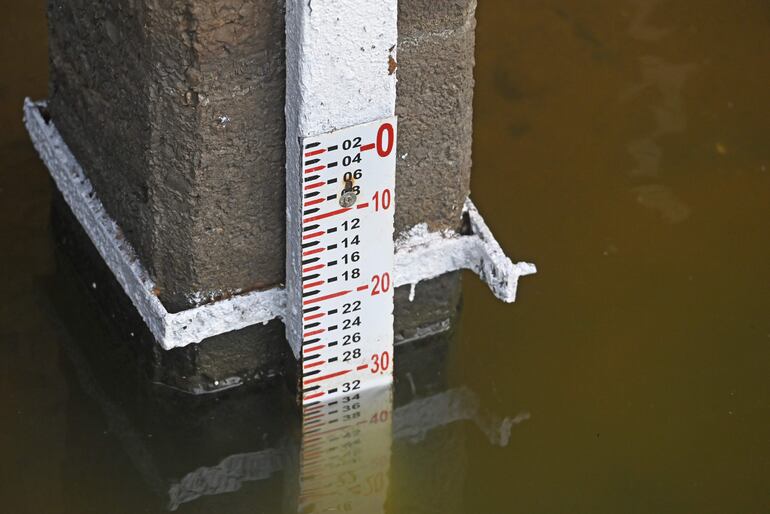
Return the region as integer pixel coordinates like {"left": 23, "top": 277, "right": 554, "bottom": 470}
{"left": 371, "top": 273, "right": 391, "bottom": 296}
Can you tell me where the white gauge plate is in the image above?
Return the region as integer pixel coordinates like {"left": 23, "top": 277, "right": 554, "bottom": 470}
{"left": 297, "top": 117, "right": 397, "bottom": 404}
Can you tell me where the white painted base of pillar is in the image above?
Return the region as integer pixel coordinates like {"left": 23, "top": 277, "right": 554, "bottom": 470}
{"left": 24, "top": 98, "right": 536, "bottom": 350}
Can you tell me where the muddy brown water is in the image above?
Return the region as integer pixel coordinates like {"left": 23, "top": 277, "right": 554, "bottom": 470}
{"left": 1, "top": 1, "right": 769, "bottom": 513}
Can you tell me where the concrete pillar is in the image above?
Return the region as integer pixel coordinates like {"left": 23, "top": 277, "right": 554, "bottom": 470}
{"left": 396, "top": 0, "right": 477, "bottom": 234}
{"left": 47, "top": 0, "right": 475, "bottom": 311}
{"left": 37, "top": 0, "right": 498, "bottom": 392}
{"left": 48, "top": 0, "right": 287, "bottom": 312}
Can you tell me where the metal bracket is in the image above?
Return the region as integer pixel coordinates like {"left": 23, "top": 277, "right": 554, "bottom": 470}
{"left": 24, "top": 98, "right": 536, "bottom": 350}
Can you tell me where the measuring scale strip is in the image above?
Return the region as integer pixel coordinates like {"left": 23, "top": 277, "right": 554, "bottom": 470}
{"left": 298, "top": 117, "right": 397, "bottom": 405}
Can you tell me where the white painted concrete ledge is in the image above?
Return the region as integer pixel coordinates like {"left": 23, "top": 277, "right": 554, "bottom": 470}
{"left": 24, "top": 98, "right": 536, "bottom": 350}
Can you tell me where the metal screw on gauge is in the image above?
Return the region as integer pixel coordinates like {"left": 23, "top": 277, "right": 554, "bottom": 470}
{"left": 339, "top": 189, "right": 358, "bottom": 207}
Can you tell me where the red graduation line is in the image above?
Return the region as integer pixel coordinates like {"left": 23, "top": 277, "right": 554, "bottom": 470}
{"left": 304, "top": 198, "right": 324, "bottom": 207}
{"left": 356, "top": 202, "right": 369, "bottom": 209}
{"left": 356, "top": 284, "right": 369, "bottom": 291}
{"left": 300, "top": 464, "right": 324, "bottom": 475}
{"left": 305, "top": 149, "right": 326, "bottom": 157}
{"left": 303, "top": 312, "right": 325, "bottom": 321}
{"left": 303, "top": 247, "right": 325, "bottom": 256}
{"left": 360, "top": 143, "right": 375, "bottom": 151}
{"left": 304, "top": 207, "right": 351, "bottom": 223}
{"left": 303, "top": 360, "right": 326, "bottom": 369}
{"left": 304, "top": 369, "right": 351, "bottom": 385}
{"left": 299, "top": 489, "right": 330, "bottom": 498}
{"left": 303, "top": 344, "right": 325, "bottom": 353}
{"left": 302, "top": 452, "right": 324, "bottom": 464}
{"left": 303, "top": 280, "right": 325, "bottom": 289}
{"left": 307, "top": 421, "right": 359, "bottom": 437}
{"left": 302, "top": 263, "right": 325, "bottom": 273}
{"left": 304, "top": 391, "right": 325, "bottom": 400}
{"left": 303, "top": 328, "right": 325, "bottom": 338}
{"left": 303, "top": 289, "right": 351, "bottom": 306}
{"left": 304, "top": 165, "right": 327, "bottom": 174}
{"left": 302, "top": 230, "right": 325, "bottom": 240}
{"left": 304, "top": 182, "right": 324, "bottom": 190}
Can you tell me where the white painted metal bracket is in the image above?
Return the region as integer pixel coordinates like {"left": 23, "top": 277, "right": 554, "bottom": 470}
{"left": 24, "top": 99, "right": 286, "bottom": 349}
{"left": 24, "top": 98, "right": 536, "bottom": 350}
{"left": 395, "top": 200, "right": 536, "bottom": 303}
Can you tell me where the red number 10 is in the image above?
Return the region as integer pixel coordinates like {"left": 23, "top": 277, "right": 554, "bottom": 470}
{"left": 373, "top": 189, "right": 392, "bottom": 211}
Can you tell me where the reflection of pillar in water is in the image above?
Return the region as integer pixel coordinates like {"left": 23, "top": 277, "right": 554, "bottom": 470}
{"left": 298, "top": 385, "right": 393, "bottom": 513}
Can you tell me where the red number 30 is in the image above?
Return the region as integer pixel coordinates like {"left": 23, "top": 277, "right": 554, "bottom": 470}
{"left": 371, "top": 351, "right": 391, "bottom": 373}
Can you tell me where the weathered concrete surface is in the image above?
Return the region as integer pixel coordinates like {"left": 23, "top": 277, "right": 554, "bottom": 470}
{"left": 394, "top": 272, "right": 462, "bottom": 344}
{"left": 396, "top": 0, "right": 476, "bottom": 234}
{"left": 48, "top": 0, "right": 476, "bottom": 310}
{"left": 48, "top": 0, "right": 286, "bottom": 312}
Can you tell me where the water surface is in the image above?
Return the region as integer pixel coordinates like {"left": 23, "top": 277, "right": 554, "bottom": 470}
{"left": 1, "top": 1, "right": 769, "bottom": 512}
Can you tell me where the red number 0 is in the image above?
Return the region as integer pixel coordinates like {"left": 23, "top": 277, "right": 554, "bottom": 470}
{"left": 376, "top": 123, "right": 395, "bottom": 157}
{"left": 371, "top": 273, "right": 391, "bottom": 296}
